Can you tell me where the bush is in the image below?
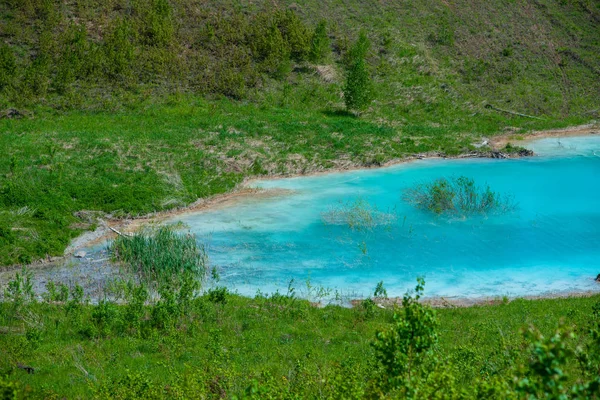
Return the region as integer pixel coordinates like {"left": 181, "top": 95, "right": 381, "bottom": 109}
{"left": 403, "top": 176, "right": 516, "bottom": 216}
{"left": 321, "top": 198, "right": 396, "bottom": 233}
{"left": 343, "top": 33, "right": 373, "bottom": 111}
{"left": 309, "top": 21, "right": 330, "bottom": 63}
{"left": 251, "top": 20, "right": 291, "bottom": 77}
{"left": 277, "top": 10, "right": 312, "bottom": 61}
{"left": 140, "top": 0, "right": 174, "bottom": 47}
{"left": 103, "top": 19, "right": 137, "bottom": 81}
{"left": 344, "top": 58, "right": 373, "bottom": 111}
{"left": 344, "top": 31, "right": 370, "bottom": 67}
{"left": 372, "top": 278, "right": 438, "bottom": 392}
{"left": 0, "top": 45, "right": 16, "bottom": 91}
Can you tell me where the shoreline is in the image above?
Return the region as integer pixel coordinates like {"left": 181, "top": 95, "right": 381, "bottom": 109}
{"left": 350, "top": 288, "right": 600, "bottom": 309}
{"left": 2, "top": 124, "right": 598, "bottom": 283}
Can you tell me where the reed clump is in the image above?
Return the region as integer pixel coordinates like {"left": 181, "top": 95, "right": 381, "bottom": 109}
{"left": 110, "top": 226, "right": 207, "bottom": 285}
{"left": 321, "top": 198, "right": 396, "bottom": 232}
{"left": 403, "top": 176, "right": 516, "bottom": 216}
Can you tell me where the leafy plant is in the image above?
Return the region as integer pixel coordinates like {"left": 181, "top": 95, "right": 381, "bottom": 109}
{"left": 0, "top": 45, "right": 16, "bottom": 91}
{"left": 403, "top": 176, "right": 516, "bottom": 216}
{"left": 3, "top": 267, "right": 35, "bottom": 308}
{"left": 372, "top": 278, "right": 438, "bottom": 392}
{"left": 344, "top": 57, "right": 373, "bottom": 112}
{"left": 321, "top": 198, "right": 396, "bottom": 233}
{"left": 309, "top": 21, "right": 330, "bottom": 63}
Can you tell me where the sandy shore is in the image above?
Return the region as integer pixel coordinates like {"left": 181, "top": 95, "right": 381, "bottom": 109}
{"left": 490, "top": 123, "right": 599, "bottom": 148}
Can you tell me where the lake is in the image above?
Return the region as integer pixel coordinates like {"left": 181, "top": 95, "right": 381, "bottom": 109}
{"left": 174, "top": 135, "right": 600, "bottom": 300}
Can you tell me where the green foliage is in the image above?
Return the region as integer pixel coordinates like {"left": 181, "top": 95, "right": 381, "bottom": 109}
{"left": 403, "top": 176, "right": 516, "bottom": 216}
{"left": 251, "top": 23, "right": 291, "bottom": 77}
{"left": 277, "top": 10, "right": 312, "bottom": 61}
{"left": 309, "top": 21, "right": 330, "bottom": 63}
{"left": 0, "top": 376, "right": 18, "bottom": 400}
{"left": 1, "top": 271, "right": 600, "bottom": 398}
{"left": 344, "top": 31, "right": 370, "bottom": 66}
{"left": 321, "top": 198, "right": 396, "bottom": 233}
{"left": 3, "top": 267, "right": 35, "bottom": 309}
{"left": 110, "top": 226, "right": 207, "bottom": 286}
{"left": 104, "top": 19, "right": 137, "bottom": 81}
{"left": 372, "top": 278, "right": 439, "bottom": 392}
{"left": 140, "top": 0, "right": 175, "bottom": 47}
{"left": 515, "top": 326, "right": 575, "bottom": 399}
{"left": 342, "top": 32, "right": 373, "bottom": 111}
{"left": 0, "top": 45, "right": 16, "bottom": 92}
{"left": 374, "top": 281, "right": 388, "bottom": 299}
{"left": 344, "top": 56, "right": 373, "bottom": 111}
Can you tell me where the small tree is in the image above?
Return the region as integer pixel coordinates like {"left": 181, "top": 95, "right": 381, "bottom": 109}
{"left": 343, "top": 32, "right": 373, "bottom": 112}
{"left": 0, "top": 44, "right": 16, "bottom": 91}
{"left": 343, "top": 57, "right": 372, "bottom": 111}
{"left": 309, "top": 21, "right": 330, "bottom": 63}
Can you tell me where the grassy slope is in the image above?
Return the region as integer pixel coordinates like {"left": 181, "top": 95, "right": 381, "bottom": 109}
{"left": 1, "top": 292, "right": 599, "bottom": 398}
{"left": 0, "top": 0, "right": 599, "bottom": 264}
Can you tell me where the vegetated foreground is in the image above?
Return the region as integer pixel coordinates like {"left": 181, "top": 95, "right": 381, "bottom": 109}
{"left": 1, "top": 270, "right": 600, "bottom": 399}
{"left": 1, "top": 0, "right": 599, "bottom": 266}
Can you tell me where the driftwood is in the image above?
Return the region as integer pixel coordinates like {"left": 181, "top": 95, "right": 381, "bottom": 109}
{"left": 109, "top": 226, "right": 133, "bottom": 237}
{"left": 17, "top": 363, "right": 35, "bottom": 374}
{"left": 484, "top": 104, "right": 544, "bottom": 120}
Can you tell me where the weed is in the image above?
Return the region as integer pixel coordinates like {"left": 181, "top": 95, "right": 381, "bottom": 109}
{"left": 110, "top": 226, "right": 207, "bottom": 287}
{"left": 403, "top": 176, "right": 516, "bottom": 216}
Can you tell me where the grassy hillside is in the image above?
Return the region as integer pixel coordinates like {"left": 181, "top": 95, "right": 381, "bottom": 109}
{"left": 1, "top": 0, "right": 599, "bottom": 115}
{"left": 0, "top": 0, "right": 599, "bottom": 265}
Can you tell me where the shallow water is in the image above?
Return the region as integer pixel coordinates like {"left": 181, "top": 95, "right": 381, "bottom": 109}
{"left": 175, "top": 136, "right": 600, "bottom": 299}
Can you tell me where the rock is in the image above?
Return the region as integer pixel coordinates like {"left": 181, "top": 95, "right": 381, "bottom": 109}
{"left": 74, "top": 251, "right": 87, "bottom": 258}
{"left": 596, "top": 274, "right": 600, "bottom": 282}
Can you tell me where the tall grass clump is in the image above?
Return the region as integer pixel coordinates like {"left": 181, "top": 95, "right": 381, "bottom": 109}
{"left": 321, "top": 198, "right": 396, "bottom": 233}
{"left": 403, "top": 176, "right": 516, "bottom": 216}
{"left": 110, "top": 226, "right": 207, "bottom": 286}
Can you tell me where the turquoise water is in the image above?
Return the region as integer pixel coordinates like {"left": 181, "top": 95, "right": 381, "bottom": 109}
{"left": 176, "top": 136, "right": 600, "bottom": 299}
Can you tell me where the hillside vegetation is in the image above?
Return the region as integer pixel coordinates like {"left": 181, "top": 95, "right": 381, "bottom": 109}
{"left": 0, "top": 0, "right": 599, "bottom": 264}
{"left": 1, "top": 272, "right": 600, "bottom": 398}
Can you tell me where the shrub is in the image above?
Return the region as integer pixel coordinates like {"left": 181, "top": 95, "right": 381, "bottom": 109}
{"left": 321, "top": 198, "right": 396, "bottom": 233}
{"left": 277, "top": 10, "right": 311, "bottom": 61}
{"left": 103, "top": 19, "right": 136, "bottom": 81}
{"left": 140, "top": 0, "right": 174, "bottom": 47}
{"left": 0, "top": 45, "right": 16, "bottom": 91}
{"left": 110, "top": 226, "right": 207, "bottom": 286}
{"left": 251, "top": 22, "right": 291, "bottom": 77}
{"left": 309, "top": 21, "right": 330, "bottom": 63}
{"left": 344, "top": 59, "right": 373, "bottom": 111}
{"left": 344, "top": 31, "right": 370, "bottom": 67}
{"left": 3, "top": 267, "right": 35, "bottom": 308}
{"left": 0, "top": 376, "right": 18, "bottom": 400}
{"left": 53, "top": 24, "right": 93, "bottom": 94}
{"left": 403, "top": 176, "right": 516, "bottom": 216}
{"left": 372, "top": 278, "right": 439, "bottom": 392}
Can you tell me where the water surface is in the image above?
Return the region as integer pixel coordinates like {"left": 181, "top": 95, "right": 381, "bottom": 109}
{"left": 176, "top": 136, "right": 600, "bottom": 299}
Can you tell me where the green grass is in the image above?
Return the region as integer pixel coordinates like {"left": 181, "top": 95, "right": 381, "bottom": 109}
{"left": 0, "top": 282, "right": 599, "bottom": 398}
{"left": 110, "top": 226, "right": 207, "bottom": 286}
